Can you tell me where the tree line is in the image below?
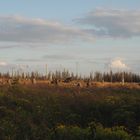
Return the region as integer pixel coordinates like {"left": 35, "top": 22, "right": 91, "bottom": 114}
{"left": 0, "top": 69, "right": 140, "bottom": 83}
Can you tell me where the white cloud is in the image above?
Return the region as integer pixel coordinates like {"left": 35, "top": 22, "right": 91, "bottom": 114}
{"left": 0, "top": 15, "right": 94, "bottom": 45}
{"left": 0, "top": 61, "right": 7, "bottom": 66}
{"left": 110, "top": 58, "right": 128, "bottom": 70}
{"left": 75, "top": 8, "right": 140, "bottom": 38}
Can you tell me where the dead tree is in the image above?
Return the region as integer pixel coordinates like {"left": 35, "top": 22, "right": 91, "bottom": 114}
{"left": 31, "top": 78, "right": 36, "bottom": 84}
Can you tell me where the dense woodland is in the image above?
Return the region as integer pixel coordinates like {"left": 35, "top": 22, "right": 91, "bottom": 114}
{"left": 0, "top": 83, "right": 140, "bottom": 140}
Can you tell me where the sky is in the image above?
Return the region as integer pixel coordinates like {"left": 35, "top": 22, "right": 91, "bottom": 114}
{"left": 0, "top": 0, "right": 140, "bottom": 75}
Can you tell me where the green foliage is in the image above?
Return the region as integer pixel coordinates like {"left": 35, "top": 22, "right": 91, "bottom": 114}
{"left": 96, "top": 125, "right": 132, "bottom": 140}
{"left": 51, "top": 125, "right": 89, "bottom": 140}
{"left": 0, "top": 85, "right": 139, "bottom": 139}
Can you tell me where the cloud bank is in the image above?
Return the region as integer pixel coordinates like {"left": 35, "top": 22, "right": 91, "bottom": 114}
{"left": 0, "top": 15, "right": 94, "bottom": 45}
{"left": 1, "top": 8, "right": 140, "bottom": 48}
{"left": 75, "top": 9, "right": 140, "bottom": 38}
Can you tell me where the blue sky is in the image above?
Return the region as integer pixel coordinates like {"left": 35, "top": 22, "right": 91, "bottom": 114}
{"left": 0, "top": 0, "right": 140, "bottom": 75}
{"left": 0, "top": 0, "right": 140, "bottom": 20}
